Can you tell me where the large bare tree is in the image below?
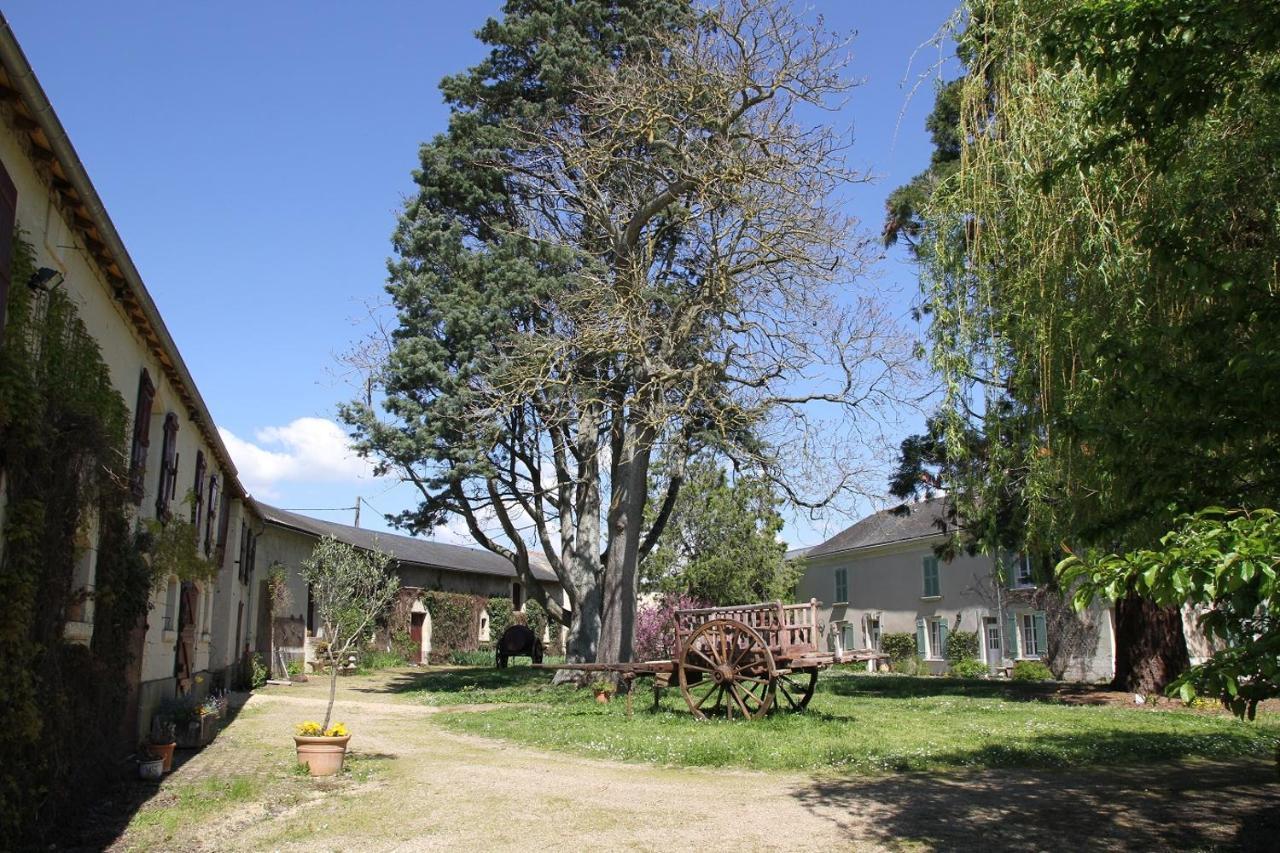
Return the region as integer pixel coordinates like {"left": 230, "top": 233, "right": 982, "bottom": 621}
{"left": 346, "top": 0, "right": 918, "bottom": 663}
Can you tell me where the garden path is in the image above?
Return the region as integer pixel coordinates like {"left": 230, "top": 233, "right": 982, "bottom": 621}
{"left": 106, "top": 670, "right": 1279, "bottom": 851}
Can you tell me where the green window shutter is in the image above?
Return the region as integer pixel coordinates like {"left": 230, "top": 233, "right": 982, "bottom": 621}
{"left": 939, "top": 621, "right": 949, "bottom": 659}
{"left": 1002, "top": 553, "right": 1018, "bottom": 589}
{"left": 915, "top": 618, "right": 927, "bottom": 658}
{"left": 835, "top": 567, "right": 848, "bottom": 603}
{"left": 1034, "top": 612, "right": 1048, "bottom": 658}
{"left": 1005, "top": 613, "right": 1020, "bottom": 660}
{"left": 923, "top": 556, "right": 939, "bottom": 597}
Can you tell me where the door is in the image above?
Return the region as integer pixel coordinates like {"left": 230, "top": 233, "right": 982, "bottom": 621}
{"left": 410, "top": 612, "right": 425, "bottom": 665}
{"left": 983, "top": 617, "right": 1001, "bottom": 670}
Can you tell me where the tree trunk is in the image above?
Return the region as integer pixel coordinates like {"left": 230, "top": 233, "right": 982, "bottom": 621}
{"left": 322, "top": 662, "right": 338, "bottom": 732}
{"left": 1112, "top": 593, "right": 1190, "bottom": 693}
{"left": 597, "top": 422, "right": 653, "bottom": 665}
{"left": 565, "top": 579, "right": 602, "bottom": 663}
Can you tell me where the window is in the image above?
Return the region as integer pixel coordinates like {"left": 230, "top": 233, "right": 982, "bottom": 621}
{"left": 1015, "top": 554, "right": 1035, "bottom": 587}
{"left": 865, "top": 616, "right": 881, "bottom": 650}
{"left": 922, "top": 556, "right": 940, "bottom": 598}
{"left": 928, "top": 618, "right": 947, "bottom": 659}
{"left": 986, "top": 622, "right": 1001, "bottom": 653}
{"left": 203, "top": 584, "right": 214, "bottom": 638}
{"left": 163, "top": 577, "right": 179, "bottom": 634}
{"left": 834, "top": 567, "right": 848, "bottom": 603}
{"left": 1021, "top": 612, "right": 1047, "bottom": 658}
{"left": 205, "top": 475, "right": 219, "bottom": 554}
{"left": 155, "top": 413, "right": 179, "bottom": 519}
{"left": 191, "top": 450, "right": 206, "bottom": 529}
{"left": 129, "top": 369, "right": 156, "bottom": 503}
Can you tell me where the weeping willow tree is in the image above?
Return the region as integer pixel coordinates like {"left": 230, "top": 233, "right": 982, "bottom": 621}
{"left": 921, "top": 0, "right": 1280, "bottom": 692}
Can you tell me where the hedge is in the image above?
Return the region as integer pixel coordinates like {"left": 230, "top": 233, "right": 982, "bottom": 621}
{"left": 945, "top": 629, "right": 980, "bottom": 664}
{"left": 880, "top": 631, "right": 917, "bottom": 662}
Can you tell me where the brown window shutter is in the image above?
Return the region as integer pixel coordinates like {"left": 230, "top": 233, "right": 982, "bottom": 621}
{"left": 129, "top": 369, "right": 156, "bottom": 503}
{"left": 205, "top": 475, "right": 219, "bottom": 554}
{"left": 192, "top": 450, "right": 206, "bottom": 528}
{"left": 0, "top": 158, "right": 17, "bottom": 348}
{"left": 156, "top": 412, "right": 179, "bottom": 518}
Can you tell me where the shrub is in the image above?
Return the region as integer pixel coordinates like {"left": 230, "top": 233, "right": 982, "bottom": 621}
{"left": 945, "top": 630, "right": 980, "bottom": 664}
{"left": 880, "top": 632, "right": 917, "bottom": 663}
{"left": 949, "top": 658, "right": 988, "bottom": 679}
{"left": 358, "top": 650, "right": 407, "bottom": 672}
{"left": 891, "top": 656, "right": 926, "bottom": 676}
{"left": 450, "top": 648, "right": 497, "bottom": 666}
{"left": 250, "top": 654, "right": 269, "bottom": 689}
{"left": 1011, "top": 660, "right": 1054, "bottom": 682}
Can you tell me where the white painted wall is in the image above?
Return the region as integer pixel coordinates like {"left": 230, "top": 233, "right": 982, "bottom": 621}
{"left": 0, "top": 110, "right": 253, "bottom": 699}
{"left": 797, "top": 537, "right": 1115, "bottom": 682}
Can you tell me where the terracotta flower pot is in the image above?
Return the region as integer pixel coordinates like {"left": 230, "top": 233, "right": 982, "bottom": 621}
{"left": 148, "top": 741, "right": 176, "bottom": 772}
{"left": 594, "top": 691, "right": 611, "bottom": 704}
{"left": 294, "top": 734, "right": 351, "bottom": 776}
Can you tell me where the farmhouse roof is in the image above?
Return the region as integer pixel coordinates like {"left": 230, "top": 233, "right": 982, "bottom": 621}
{"left": 807, "top": 498, "right": 954, "bottom": 558}
{"left": 258, "top": 503, "right": 558, "bottom": 583}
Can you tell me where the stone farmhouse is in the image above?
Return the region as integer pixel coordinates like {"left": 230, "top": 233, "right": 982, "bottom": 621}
{"left": 254, "top": 503, "right": 566, "bottom": 667}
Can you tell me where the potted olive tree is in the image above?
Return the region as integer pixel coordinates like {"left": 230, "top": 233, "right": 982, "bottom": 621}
{"left": 295, "top": 536, "right": 397, "bottom": 776}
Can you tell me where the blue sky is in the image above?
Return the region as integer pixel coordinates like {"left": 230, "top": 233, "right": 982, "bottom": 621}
{"left": 4, "top": 1, "right": 958, "bottom": 547}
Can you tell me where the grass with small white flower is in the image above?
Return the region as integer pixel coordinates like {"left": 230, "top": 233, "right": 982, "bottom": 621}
{"left": 397, "top": 666, "right": 1280, "bottom": 773}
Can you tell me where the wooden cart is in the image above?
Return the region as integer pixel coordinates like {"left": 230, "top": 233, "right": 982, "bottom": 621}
{"left": 543, "top": 599, "right": 882, "bottom": 720}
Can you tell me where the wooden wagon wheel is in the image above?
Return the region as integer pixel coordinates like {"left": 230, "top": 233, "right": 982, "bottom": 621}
{"left": 677, "top": 619, "right": 775, "bottom": 721}
{"left": 773, "top": 667, "right": 818, "bottom": 712}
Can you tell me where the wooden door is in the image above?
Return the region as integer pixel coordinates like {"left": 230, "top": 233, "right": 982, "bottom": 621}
{"left": 410, "top": 612, "right": 425, "bottom": 665}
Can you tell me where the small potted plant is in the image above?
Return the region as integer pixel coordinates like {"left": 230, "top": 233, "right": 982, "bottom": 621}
{"left": 147, "top": 719, "right": 177, "bottom": 772}
{"left": 294, "top": 536, "right": 397, "bottom": 776}
{"left": 160, "top": 697, "right": 201, "bottom": 749}
{"left": 198, "top": 697, "right": 221, "bottom": 744}
{"left": 138, "top": 747, "right": 164, "bottom": 781}
{"left": 293, "top": 720, "right": 351, "bottom": 775}
{"left": 590, "top": 679, "right": 615, "bottom": 704}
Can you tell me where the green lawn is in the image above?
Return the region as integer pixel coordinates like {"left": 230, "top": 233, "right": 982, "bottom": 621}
{"left": 397, "top": 666, "right": 1280, "bottom": 773}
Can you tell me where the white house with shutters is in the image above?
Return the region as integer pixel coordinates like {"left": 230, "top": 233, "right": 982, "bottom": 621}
{"left": 795, "top": 499, "right": 1117, "bottom": 682}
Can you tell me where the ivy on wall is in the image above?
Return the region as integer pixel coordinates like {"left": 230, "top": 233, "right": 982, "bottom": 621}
{"left": 0, "top": 231, "right": 152, "bottom": 844}
{"left": 421, "top": 590, "right": 486, "bottom": 664}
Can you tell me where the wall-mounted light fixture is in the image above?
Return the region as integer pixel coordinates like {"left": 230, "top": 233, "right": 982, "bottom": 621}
{"left": 27, "top": 267, "right": 64, "bottom": 292}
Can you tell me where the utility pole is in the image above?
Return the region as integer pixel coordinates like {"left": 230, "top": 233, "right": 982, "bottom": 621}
{"left": 353, "top": 497, "right": 361, "bottom": 528}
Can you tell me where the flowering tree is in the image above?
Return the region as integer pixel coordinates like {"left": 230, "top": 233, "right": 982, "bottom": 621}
{"left": 300, "top": 536, "right": 398, "bottom": 731}
{"left": 634, "top": 594, "right": 709, "bottom": 662}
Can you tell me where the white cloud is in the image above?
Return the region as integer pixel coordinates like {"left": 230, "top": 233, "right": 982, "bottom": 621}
{"left": 219, "top": 417, "right": 377, "bottom": 500}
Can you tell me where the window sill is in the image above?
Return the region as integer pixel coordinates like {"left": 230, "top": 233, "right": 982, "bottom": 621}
{"left": 831, "top": 601, "right": 849, "bottom": 607}
{"left": 920, "top": 595, "right": 942, "bottom": 602}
